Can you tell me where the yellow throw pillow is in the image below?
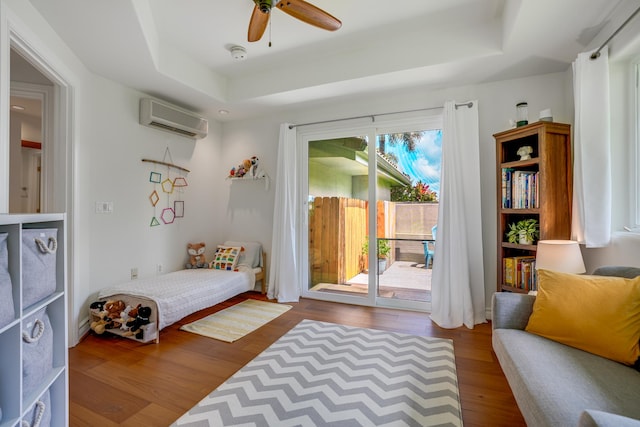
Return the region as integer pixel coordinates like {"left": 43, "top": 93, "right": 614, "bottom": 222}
{"left": 525, "top": 269, "right": 640, "bottom": 366}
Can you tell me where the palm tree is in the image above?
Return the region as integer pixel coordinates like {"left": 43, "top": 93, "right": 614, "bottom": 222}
{"left": 377, "top": 132, "right": 425, "bottom": 154}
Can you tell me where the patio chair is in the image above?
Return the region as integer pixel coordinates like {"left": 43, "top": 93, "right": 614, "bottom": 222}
{"left": 422, "top": 225, "right": 437, "bottom": 269}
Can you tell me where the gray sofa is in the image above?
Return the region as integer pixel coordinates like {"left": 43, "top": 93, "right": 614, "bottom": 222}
{"left": 491, "top": 266, "right": 640, "bottom": 427}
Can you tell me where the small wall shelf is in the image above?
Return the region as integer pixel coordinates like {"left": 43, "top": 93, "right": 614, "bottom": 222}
{"left": 227, "top": 174, "right": 269, "bottom": 190}
{"left": 228, "top": 176, "right": 265, "bottom": 181}
{"left": 141, "top": 158, "right": 190, "bottom": 173}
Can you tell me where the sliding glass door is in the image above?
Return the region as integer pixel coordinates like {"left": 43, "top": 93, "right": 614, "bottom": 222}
{"left": 373, "top": 126, "right": 441, "bottom": 311}
{"left": 300, "top": 115, "right": 441, "bottom": 311}
{"left": 303, "top": 128, "right": 375, "bottom": 305}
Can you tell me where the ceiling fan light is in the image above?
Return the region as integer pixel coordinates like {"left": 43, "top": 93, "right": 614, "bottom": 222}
{"left": 230, "top": 45, "right": 248, "bottom": 61}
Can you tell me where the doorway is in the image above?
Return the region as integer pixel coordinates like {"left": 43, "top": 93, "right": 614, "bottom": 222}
{"left": 5, "top": 34, "right": 74, "bottom": 343}
{"left": 9, "top": 48, "right": 54, "bottom": 213}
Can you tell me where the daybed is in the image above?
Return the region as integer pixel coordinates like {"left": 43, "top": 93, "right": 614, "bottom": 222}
{"left": 492, "top": 266, "right": 640, "bottom": 427}
{"left": 92, "top": 241, "right": 266, "bottom": 343}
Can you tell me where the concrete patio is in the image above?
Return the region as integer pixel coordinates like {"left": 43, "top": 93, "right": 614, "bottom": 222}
{"left": 311, "top": 260, "right": 432, "bottom": 302}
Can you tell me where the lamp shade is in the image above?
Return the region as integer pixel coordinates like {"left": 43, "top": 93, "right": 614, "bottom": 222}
{"left": 535, "top": 240, "right": 586, "bottom": 274}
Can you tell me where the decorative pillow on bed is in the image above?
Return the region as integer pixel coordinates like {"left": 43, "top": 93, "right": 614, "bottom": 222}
{"left": 210, "top": 246, "right": 243, "bottom": 271}
{"left": 224, "top": 240, "right": 262, "bottom": 268}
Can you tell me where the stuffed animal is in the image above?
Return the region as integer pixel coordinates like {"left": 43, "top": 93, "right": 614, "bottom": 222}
{"left": 128, "top": 304, "right": 141, "bottom": 319}
{"left": 186, "top": 242, "right": 207, "bottom": 268}
{"left": 105, "top": 300, "right": 126, "bottom": 326}
{"left": 119, "top": 305, "right": 135, "bottom": 331}
{"left": 89, "top": 301, "right": 106, "bottom": 312}
{"left": 124, "top": 306, "right": 152, "bottom": 340}
{"left": 90, "top": 299, "right": 126, "bottom": 334}
{"left": 249, "top": 156, "right": 259, "bottom": 177}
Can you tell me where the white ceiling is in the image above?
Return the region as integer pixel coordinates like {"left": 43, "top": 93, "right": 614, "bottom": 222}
{"left": 24, "top": 0, "right": 631, "bottom": 121}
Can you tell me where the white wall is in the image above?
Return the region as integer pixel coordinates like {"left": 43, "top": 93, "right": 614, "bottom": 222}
{"left": 74, "top": 74, "right": 226, "bottom": 337}
{"left": 1, "top": 0, "right": 228, "bottom": 344}
{"left": 221, "top": 72, "right": 573, "bottom": 313}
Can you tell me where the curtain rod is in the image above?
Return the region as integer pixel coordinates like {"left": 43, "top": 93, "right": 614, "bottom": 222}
{"left": 591, "top": 5, "right": 640, "bottom": 60}
{"left": 288, "top": 101, "right": 473, "bottom": 129}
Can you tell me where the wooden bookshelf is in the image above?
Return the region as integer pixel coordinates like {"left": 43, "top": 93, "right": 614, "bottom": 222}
{"left": 495, "top": 122, "right": 572, "bottom": 292}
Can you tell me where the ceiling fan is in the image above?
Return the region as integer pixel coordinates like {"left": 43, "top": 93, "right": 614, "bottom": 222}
{"left": 248, "top": 0, "right": 342, "bottom": 42}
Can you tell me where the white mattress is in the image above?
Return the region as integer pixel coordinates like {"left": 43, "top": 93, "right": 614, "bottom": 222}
{"left": 98, "top": 267, "right": 255, "bottom": 330}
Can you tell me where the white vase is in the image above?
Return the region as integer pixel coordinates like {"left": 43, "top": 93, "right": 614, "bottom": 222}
{"left": 378, "top": 258, "right": 387, "bottom": 274}
{"left": 518, "top": 231, "right": 532, "bottom": 245}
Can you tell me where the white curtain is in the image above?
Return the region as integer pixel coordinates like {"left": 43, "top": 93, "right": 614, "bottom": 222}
{"left": 430, "top": 100, "right": 486, "bottom": 329}
{"left": 267, "top": 123, "right": 300, "bottom": 302}
{"left": 572, "top": 47, "right": 611, "bottom": 247}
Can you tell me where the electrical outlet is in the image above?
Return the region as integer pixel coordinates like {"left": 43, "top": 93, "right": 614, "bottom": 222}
{"left": 156, "top": 264, "right": 162, "bottom": 273}
{"left": 131, "top": 268, "right": 138, "bottom": 279}
{"left": 95, "top": 201, "right": 114, "bottom": 214}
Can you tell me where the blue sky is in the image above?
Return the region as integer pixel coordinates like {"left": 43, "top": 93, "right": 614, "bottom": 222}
{"left": 383, "top": 130, "right": 442, "bottom": 196}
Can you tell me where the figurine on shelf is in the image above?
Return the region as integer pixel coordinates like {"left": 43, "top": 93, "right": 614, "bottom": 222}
{"left": 249, "top": 156, "right": 259, "bottom": 177}
{"left": 517, "top": 145, "right": 533, "bottom": 160}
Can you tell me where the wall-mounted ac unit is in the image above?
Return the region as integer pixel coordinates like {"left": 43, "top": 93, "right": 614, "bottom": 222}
{"left": 139, "top": 98, "right": 208, "bottom": 140}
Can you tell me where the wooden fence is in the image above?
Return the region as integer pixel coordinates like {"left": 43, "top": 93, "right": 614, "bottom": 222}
{"left": 309, "top": 197, "right": 395, "bottom": 286}
{"left": 309, "top": 197, "right": 367, "bottom": 286}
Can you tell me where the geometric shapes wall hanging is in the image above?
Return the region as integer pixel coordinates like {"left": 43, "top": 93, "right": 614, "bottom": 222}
{"left": 173, "top": 177, "right": 188, "bottom": 187}
{"left": 174, "top": 201, "right": 185, "bottom": 218}
{"left": 149, "top": 171, "right": 162, "bottom": 183}
{"left": 161, "top": 207, "right": 176, "bottom": 224}
{"left": 149, "top": 190, "right": 160, "bottom": 206}
{"left": 143, "top": 147, "right": 190, "bottom": 226}
{"left": 161, "top": 178, "right": 174, "bottom": 194}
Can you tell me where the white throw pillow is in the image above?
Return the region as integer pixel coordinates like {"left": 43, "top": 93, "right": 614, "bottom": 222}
{"left": 224, "top": 241, "right": 262, "bottom": 268}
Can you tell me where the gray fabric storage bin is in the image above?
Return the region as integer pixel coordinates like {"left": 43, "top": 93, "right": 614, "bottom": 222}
{"left": 0, "top": 233, "right": 15, "bottom": 328}
{"left": 22, "top": 228, "right": 58, "bottom": 308}
{"left": 22, "top": 308, "right": 53, "bottom": 399}
{"left": 22, "top": 389, "right": 51, "bottom": 427}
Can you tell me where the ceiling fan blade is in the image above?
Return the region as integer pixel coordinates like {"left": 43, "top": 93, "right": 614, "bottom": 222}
{"left": 248, "top": 4, "right": 270, "bottom": 42}
{"left": 276, "top": 0, "right": 341, "bottom": 32}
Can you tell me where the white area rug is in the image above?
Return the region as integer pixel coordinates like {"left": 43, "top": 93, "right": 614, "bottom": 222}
{"left": 172, "top": 319, "right": 463, "bottom": 426}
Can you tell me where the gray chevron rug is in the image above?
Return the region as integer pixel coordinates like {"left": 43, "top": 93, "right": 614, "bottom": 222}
{"left": 171, "top": 319, "right": 463, "bottom": 427}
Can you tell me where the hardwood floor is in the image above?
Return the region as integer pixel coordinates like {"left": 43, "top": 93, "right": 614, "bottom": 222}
{"left": 69, "top": 293, "right": 526, "bottom": 426}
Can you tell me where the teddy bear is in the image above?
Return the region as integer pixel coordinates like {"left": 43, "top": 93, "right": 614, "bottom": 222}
{"left": 124, "top": 306, "right": 152, "bottom": 340}
{"left": 90, "top": 299, "right": 126, "bottom": 334}
{"left": 185, "top": 242, "right": 207, "bottom": 268}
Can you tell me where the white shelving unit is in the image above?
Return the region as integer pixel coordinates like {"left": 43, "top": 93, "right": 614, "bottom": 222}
{"left": 0, "top": 214, "right": 68, "bottom": 427}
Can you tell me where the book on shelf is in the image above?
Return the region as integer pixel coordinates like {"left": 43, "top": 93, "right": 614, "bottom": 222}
{"left": 501, "top": 169, "right": 539, "bottom": 209}
{"left": 503, "top": 256, "right": 536, "bottom": 290}
{"left": 501, "top": 168, "right": 513, "bottom": 208}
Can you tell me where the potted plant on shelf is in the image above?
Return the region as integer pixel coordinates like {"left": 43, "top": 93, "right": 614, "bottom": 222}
{"left": 362, "top": 239, "right": 391, "bottom": 273}
{"left": 506, "top": 219, "right": 539, "bottom": 245}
